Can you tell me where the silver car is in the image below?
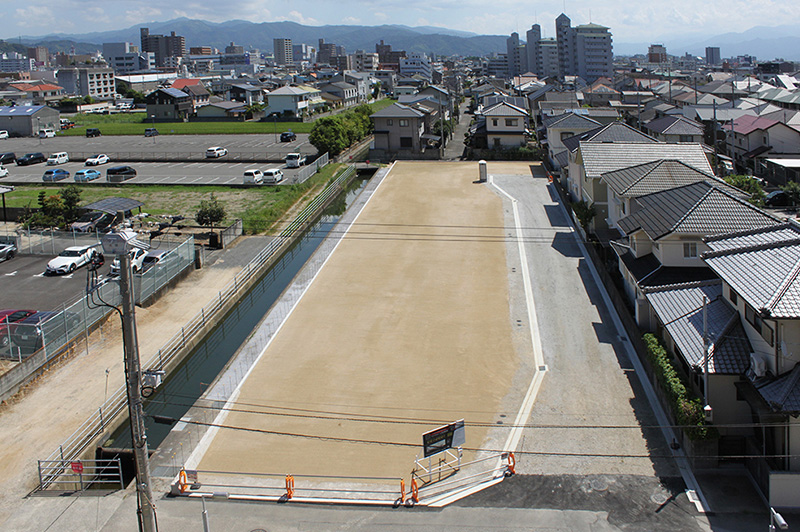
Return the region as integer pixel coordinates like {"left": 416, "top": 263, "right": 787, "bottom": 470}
{"left": 0, "top": 242, "right": 16, "bottom": 262}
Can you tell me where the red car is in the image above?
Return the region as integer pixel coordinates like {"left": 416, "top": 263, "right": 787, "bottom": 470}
{"left": 0, "top": 309, "right": 36, "bottom": 349}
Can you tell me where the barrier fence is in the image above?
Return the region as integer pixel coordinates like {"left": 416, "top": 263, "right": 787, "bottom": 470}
{"left": 296, "top": 152, "right": 330, "bottom": 184}
{"left": 63, "top": 150, "right": 316, "bottom": 163}
{"left": 37, "top": 458, "right": 124, "bottom": 492}
{"left": 218, "top": 219, "right": 243, "bottom": 249}
{"left": 134, "top": 236, "right": 195, "bottom": 304}
{"left": 38, "top": 166, "right": 357, "bottom": 489}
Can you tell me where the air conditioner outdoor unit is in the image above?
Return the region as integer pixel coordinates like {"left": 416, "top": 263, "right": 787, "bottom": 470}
{"left": 750, "top": 352, "right": 767, "bottom": 377}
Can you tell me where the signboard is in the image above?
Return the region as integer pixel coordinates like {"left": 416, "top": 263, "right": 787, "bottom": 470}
{"left": 422, "top": 420, "right": 465, "bottom": 458}
{"left": 70, "top": 461, "right": 83, "bottom": 474}
{"left": 185, "top": 470, "right": 198, "bottom": 483}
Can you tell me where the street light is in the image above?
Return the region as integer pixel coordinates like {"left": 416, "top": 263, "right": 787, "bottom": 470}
{"left": 37, "top": 117, "right": 41, "bottom": 145}
{"left": 150, "top": 114, "right": 156, "bottom": 145}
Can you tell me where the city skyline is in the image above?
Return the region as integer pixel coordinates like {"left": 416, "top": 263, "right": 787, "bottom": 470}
{"left": 5, "top": 0, "right": 800, "bottom": 44}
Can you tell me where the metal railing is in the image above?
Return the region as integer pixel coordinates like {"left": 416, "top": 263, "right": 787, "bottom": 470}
{"left": 37, "top": 458, "right": 124, "bottom": 492}
{"left": 38, "top": 165, "right": 356, "bottom": 489}
{"left": 219, "top": 219, "right": 243, "bottom": 249}
{"left": 134, "top": 236, "right": 195, "bottom": 304}
{"left": 1, "top": 227, "right": 103, "bottom": 256}
{"left": 296, "top": 152, "right": 330, "bottom": 184}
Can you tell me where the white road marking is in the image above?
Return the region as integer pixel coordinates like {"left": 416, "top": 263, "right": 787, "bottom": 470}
{"left": 4, "top": 271, "right": 17, "bottom": 276}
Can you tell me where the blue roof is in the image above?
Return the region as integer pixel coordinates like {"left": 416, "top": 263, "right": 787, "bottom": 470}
{"left": 0, "top": 105, "right": 48, "bottom": 117}
{"left": 159, "top": 88, "right": 189, "bottom": 99}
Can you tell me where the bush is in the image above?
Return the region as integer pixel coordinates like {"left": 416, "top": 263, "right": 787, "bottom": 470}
{"left": 643, "top": 333, "right": 717, "bottom": 441}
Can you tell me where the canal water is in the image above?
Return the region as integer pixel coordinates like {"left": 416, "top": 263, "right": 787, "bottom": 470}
{"left": 106, "top": 177, "right": 369, "bottom": 449}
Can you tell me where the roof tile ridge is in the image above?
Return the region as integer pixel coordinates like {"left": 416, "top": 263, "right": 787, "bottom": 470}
{"left": 777, "top": 363, "right": 800, "bottom": 407}
{"left": 765, "top": 257, "right": 800, "bottom": 314}
{"left": 704, "top": 221, "right": 792, "bottom": 243}
{"left": 702, "top": 237, "right": 800, "bottom": 259}
{"left": 641, "top": 278, "right": 721, "bottom": 294}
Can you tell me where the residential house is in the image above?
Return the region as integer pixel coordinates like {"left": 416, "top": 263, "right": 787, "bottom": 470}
{"left": 542, "top": 112, "right": 600, "bottom": 170}
{"left": 319, "top": 81, "right": 358, "bottom": 108}
{"left": 194, "top": 101, "right": 247, "bottom": 120}
{"left": 644, "top": 115, "right": 705, "bottom": 143}
{"left": 612, "top": 181, "right": 778, "bottom": 323}
{"left": 722, "top": 115, "right": 800, "bottom": 175}
{"left": 702, "top": 221, "right": 800, "bottom": 507}
{"left": 482, "top": 101, "right": 529, "bottom": 149}
{"left": 227, "top": 83, "right": 265, "bottom": 105}
{"left": 145, "top": 87, "right": 192, "bottom": 121}
{"left": 182, "top": 84, "right": 211, "bottom": 111}
{"left": 5, "top": 82, "right": 64, "bottom": 105}
{"left": 370, "top": 102, "right": 430, "bottom": 159}
{"left": 265, "top": 85, "right": 324, "bottom": 117}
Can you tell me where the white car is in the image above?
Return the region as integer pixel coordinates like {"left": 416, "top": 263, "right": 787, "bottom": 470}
{"left": 243, "top": 169, "right": 263, "bottom": 185}
{"left": 0, "top": 165, "right": 8, "bottom": 178}
{"left": 110, "top": 248, "right": 147, "bottom": 276}
{"left": 264, "top": 168, "right": 284, "bottom": 185}
{"left": 205, "top": 146, "right": 228, "bottom": 158}
{"left": 0, "top": 130, "right": 8, "bottom": 139}
{"left": 85, "top": 154, "right": 109, "bottom": 166}
{"left": 39, "top": 129, "right": 56, "bottom": 138}
{"left": 46, "top": 152, "right": 69, "bottom": 165}
{"left": 46, "top": 245, "right": 98, "bottom": 275}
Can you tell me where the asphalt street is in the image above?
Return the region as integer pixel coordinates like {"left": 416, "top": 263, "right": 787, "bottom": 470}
{"left": 0, "top": 160, "right": 303, "bottom": 186}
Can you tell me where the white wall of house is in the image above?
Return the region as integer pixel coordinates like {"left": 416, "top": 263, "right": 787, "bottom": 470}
{"left": 767, "top": 124, "right": 800, "bottom": 154}
{"left": 653, "top": 236, "right": 708, "bottom": 267}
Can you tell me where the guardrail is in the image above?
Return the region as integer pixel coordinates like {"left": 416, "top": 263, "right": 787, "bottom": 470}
{"left": 38, "top": 165, "right": 357, "bottom": 489}
{"left": 37, "top": 458, "right": 124, "bottom": 492}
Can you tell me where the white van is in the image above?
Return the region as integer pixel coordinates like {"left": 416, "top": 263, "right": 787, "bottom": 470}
{"left": 39, "top": 129, "right": 56, "bottom": 138}
{"left": 264, "top": 169, "right": 284, "bottom": 185}
{"left": 0, "top": 130, "right": 8, "bottom": 139}
{"left": 285, "top": 153, "right": 306, "bottom": 168}
{"left": 243, "top": 169, "right": 263, "bottom": 185}
{"left": 46, "top": 152, "right": 69, "bottom": 165}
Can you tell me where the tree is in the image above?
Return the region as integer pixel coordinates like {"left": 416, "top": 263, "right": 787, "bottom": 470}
{"left": 309, "top": 116, "right": 350, "bottom": 156}
{"left": 571, "top": 200, "right": 596, "bottom": 234}
{"left": 196, "top": 194, "right": 226, "bottom": 234}
{"left": 21, "top": 186, "right": 82, "bottom": 228}
{"left": 782, "top": 181, "right": 800, "bottom": 207}
{"left": 724, "top": 174, "right": 765, "bottom": 205}
{"left": 60, "top": 185, "right": 82, "bottom": 222}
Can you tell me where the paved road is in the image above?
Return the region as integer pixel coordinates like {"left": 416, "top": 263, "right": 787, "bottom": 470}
{"left": 0, "top": 160, "right": 306, "bottom": 186}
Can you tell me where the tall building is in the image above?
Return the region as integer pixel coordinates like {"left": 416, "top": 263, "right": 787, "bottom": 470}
{"left": 648, "top": 44, "right": 667, "bottom": 63}
{"left": 27, "top": 46, "right": 48, "bottom": 66}
{"left": 273, "top": 38, "right": 293, "bottom": 65}
{"left": 293, "top": 43, "right": 316, "bottom": 63}
{"left": 539, "top": 39, "right": 559, "bottom": 78}
{"left": 351, "top": 50, "right": 379, "bottom": 71}
{"left": 706, "top": 46, "right": 721, "bottom": 66}
{"left": 506, "top": 32, "right": 528, "bottom": 77}
{"left": 103, "top": 42, "right": 155, "bottom": 74}
{"left": 399, "top": 52, "right": 432, "bottom": 80}
{"left": 225, "top": 42, "right": 244, "bottom": 54}
{"left": 550, "top": 14, "right": 613, "bottom": 82}
{"left": 526, "top": 25, "right": 542, "bottom": 77}
{"left": 56, "top": 67, "right": 116, "bottom": 100}
{"left": 140, "top": 28, "right": 185, "bottom": 67}
{"left": 556, "top": 14, "right": 576, "bottom": 78}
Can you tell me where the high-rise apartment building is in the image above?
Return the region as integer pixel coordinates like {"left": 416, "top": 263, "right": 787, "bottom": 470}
{"left": 648, "top": 44, "right": 668, "bottom": 63}
{"left": 27, "top": 46, "right": 48, "bottom": 66}
{"left": 103, "top": 42, "right": 155, "bottom": 74}
{"left": 706, "top": 47, "right": 721, "bottom": 66}
{"left": 506, "top": 32, "right": 528, "bottom": 77}
{"left": 273, "top": 38, "right": 293, "bottom": 65}
{"left": 140, "top": 28, "right": 185, "bottom": 67}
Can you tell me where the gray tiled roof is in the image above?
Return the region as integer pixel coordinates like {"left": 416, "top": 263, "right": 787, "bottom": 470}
{"left": 580, "top": 142, "right": 713, "bottom": 180}
{"left": 554, "top": 149, "right": 569, "bottom": 169}
{"left": 705, "top": 222, "right": 800, "bottom": 251}
{"left": 756, "top": 364, "right": 800, "bottom": 414}
{"left": 483, "top": 101, "right": 528, "bottom": 117}
{"left": 617, "top": 181, "right": 779, "bottom": 240}
{"left": 644, "top": 281, "right": 751, "bottom": 374}
{"left": 562, "top": 122, "right": 657, "bottom": 153}
{"left": 602, "top": 159, "right": 746, "bottom": 198}
{"left": 702, "top": 232, "right": 800, "bottom": 319}
{"left": 645, "top": 115, "right": 704, "bottom": 135}
{"left": 543, "top": 112, "right": 600, "bottom": 129}
{"left": 370, "top": 103, "right": 424, "bottom": 119}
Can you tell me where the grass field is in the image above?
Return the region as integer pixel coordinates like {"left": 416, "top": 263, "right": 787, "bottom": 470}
{"left": 8, "top": 164, "right": 344, "bottom": 234}
{"left": 59, "top": 99, "right": 397, "bottom": 137}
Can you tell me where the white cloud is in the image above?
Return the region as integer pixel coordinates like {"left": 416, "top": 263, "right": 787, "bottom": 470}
{"left": 14, "top": 6, "right": 57, "bottom": 29}
{"left": 124, "top": 7, "right": 162, "bottom": 23}
{"left": 286, "top": 10, "right": 319, "bottom": 25}
{"left": 373, "top": 11, "right": 388, "bottom": 21}
{"left": 416, "top": 18, "right": 430, "bottom": 26}
{"left": 343, "top": 16, "right": 361, "bottom": 24}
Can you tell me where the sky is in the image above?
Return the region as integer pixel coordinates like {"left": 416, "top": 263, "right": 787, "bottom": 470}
{"left": 4, "top": 0, "right": 800, "bottom": 43}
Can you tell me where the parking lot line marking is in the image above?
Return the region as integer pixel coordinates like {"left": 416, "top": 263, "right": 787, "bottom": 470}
{"left": 63, "top": 274, "right": 74, "bottom": 279}
{"left": 33, "top": 273, "right": 44, "bottom": 277}
{"left": 4, "top": 271, "right": 17, "bottom": 276}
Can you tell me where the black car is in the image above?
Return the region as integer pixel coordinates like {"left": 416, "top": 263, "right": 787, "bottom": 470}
{"left": 765, "top": 190, "right": 791, "bottom": 207}
{"left": 85, "top": 128, "right": 101, "bottom": 138}
{"left": 10, "top": 311, "right": 81, "bottom": 353}
{"left": 17, "top": 152, "right": 46, "bottom": 166}
{"left": 106, "top": 165, "right": 137, "bottom": 183}
{"left": 280, "top": 131, "right": 297, "bottom": 142}
{"left": 144, "top": 128, "right": 159, "bottom": 137}
{"left": 0, "top": 152, "right": 15, "bottom": 165}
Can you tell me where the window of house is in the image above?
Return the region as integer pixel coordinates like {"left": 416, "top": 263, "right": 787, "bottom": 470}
{"left": 683, "top": 242, "right": 698, "bottom": 258}
{"left": 386, "top": 119, "right": 393, "bottom": 126}
{"left": 729, "top": 287, "right": 738, "bottom": 306}
{"left": 506, "top": 119, "right": 518, "bottom": 127}
{"left": 399, "top": 119, "right": 409, "bottom": 127}
{"left": 400, "top": 137, "right": 412, "bottom": 148}
{"left": 560, "top": 132, "right": 574, "bottom": 141}
{"left": 679, "top": 135, "right": 692, "bottom": 142}
{"left": 492, "top": 119, "right": 498, "bottom": 127}
{"left": 745, "top": 303, "right": 774, "bottom": 346}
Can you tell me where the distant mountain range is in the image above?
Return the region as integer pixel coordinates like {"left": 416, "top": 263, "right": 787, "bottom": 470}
{"left": 6, "top": 18, "right": 800, "bottom": 62}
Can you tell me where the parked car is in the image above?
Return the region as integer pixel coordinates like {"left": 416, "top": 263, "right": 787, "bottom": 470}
{"left": 46, "top": 152, "right": 69, "bottom": 165}
{"left": 264, "top": 168, "right": 284, "bottom": 185}
{"left": 144, "top": 128, "right": 159, "bottom": 137}
{"left": 74, "top": 168, "right": 101, "bottom": 182}
{"left": 38, "top": 129, "right": 56, "bottom": 138}
{"left": 45, "top": 245, "right": 98, "bottom": 275}
{"left": 59, "top": 118, "right": 75, "bottom": 130}
{"left": 0, "top": 130, "right": 8, "bottom": 139}
{"left": 9, "top": 311, "right": 81, "bottom": 352}
{"left": 280, "top": 131, "right": 297, "bottom": 142}
{"left": 0, "top": 309, "right": 36, "bottom": 349}
{"left": 243, "top": 169, "right": 264, "bottom": 185}
{"left": 142, "top": 249, "right": 170, "bottom": 272}
{"left": 70, "top": 211, "right": 114, "bottom": 232}
{"left": 205, "top": 146, "right": 228, "bottom": 158}
{"left": 85, "top": 128, "right": 101, "bottom": 138}
{"left": 85, "top": 153, "right": 109, "bottom": 166}
{"left": 42, "top": 168, "right": 70, "bottom": 182}
{"left": 0, "top": 165, "right": 7, "bottom": 178}
{"left": 17, "top": 152, "right": 46, "bottom": 166}
{"left": 0, "top": 152, "right": 15, "bottom": 165}
{"left": 765, "top": 190, "right": 791, "bottom": 207}
{"left": 0, "top": 242, "right": 16, "bottom": 262}
{"left": 285, "top": 153, "right": 306, "bottom": 168}
{"left": 110, "top": 247, "right": 147, "bottom": 275}
{"left": 106, "top": 165, "right": 137, "bottom": 182}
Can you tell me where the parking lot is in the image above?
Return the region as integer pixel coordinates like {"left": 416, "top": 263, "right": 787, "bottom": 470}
{"left": 0, "top": 133, "right": 314, "bottom": 164}
{"left": 0, "top": 160, "right": 304, "bottom": 186}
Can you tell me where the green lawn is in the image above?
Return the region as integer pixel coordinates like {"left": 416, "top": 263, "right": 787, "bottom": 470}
{"left": 8, "top": 164, "right": 344, "bottom": 234}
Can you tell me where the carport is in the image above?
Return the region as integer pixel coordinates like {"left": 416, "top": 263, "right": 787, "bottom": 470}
{"left": 82, "top": 197, "right": 144, "bottom": 218}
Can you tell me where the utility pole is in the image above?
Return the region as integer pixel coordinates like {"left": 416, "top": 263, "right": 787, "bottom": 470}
{"left": 702, "top": 296, "right": 713, "bottom": 423}
{"left": 105, "top": 227, "right": 157, "bottom": 532}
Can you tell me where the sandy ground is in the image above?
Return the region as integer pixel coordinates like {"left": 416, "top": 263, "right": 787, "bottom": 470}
{"left": 0, "top": 251, "right": 243, "bottom": 525}
{"left": 197, "top": 161, "right": 519, "bottom": 480}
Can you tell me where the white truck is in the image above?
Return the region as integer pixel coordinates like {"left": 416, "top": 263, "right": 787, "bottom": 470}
{"left": 285, "top": 153, "right": 307, "bottom": 168}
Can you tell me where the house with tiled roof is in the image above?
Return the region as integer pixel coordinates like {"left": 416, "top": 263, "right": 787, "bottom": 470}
{"left": 145, "top": 87, "right": 191, "bottom": 121}
{"left": 6, "top": 81, "right": 64, "bottom": 105}
{"left": 722, "top": 115, "right": 800, "bottom": 175}
{"left": 644, "top": 115, "right": 705, "bottom": 143}
{"left": 482, "top": 101, "right": 529, "bottom": 149}
{"left": 611, "top": 181, "right": 780, "bottom": 323}
{"left": 265, "top": 85, "right": 324, "bottom": 118}
{"left": 701, "top": 221, "right": 800, "bottom": 502}
{"left": 576, "top": 142, "right": 713, "bottom": 232}
{"left": 542, "top": 112, "right": 600, "bottom": 170}
{"left": 370, "top": 103, "right": 429, "bottom": 158}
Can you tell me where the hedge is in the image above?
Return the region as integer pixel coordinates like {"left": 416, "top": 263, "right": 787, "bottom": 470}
{"left": 643, "top": 333, "right": 718, "bottom": 441}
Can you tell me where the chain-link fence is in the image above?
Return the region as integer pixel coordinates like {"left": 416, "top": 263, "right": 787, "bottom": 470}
{"left": 1, "top": 227, "right": 103, "bottom": 256}
{"left": 134, "top": 236, "right": 195, "bottom": 304}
